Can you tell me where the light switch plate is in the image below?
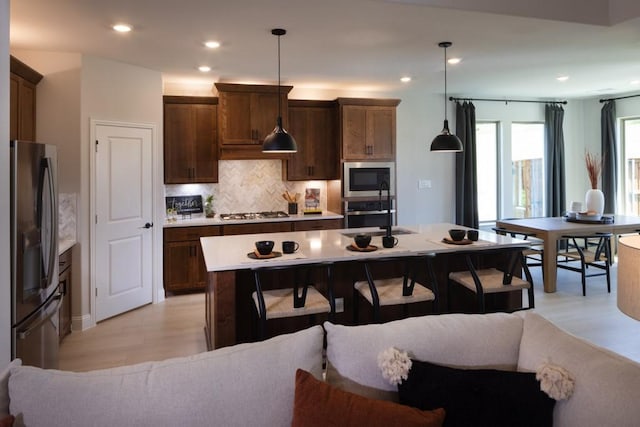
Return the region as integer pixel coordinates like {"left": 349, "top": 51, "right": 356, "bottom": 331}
{"left": 418, "top": 179, "right": 432, "bottom": 189}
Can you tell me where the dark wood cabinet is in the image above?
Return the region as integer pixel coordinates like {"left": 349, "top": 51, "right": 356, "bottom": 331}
{"left": 292, "top": 218, "right": 344, "bottom": 231}
{"left": 216, "top": 83, "right": 292, "bottom": 159}
{"left": 163, "top": 96, "right": 218, "bottom": 184}
{"left": 223, "top": 222, "right": 292, "bottom": 236}
{"left": 285, "top": 100, "right": 338, "bottom": 180}
{"left": 163, "top": 226, "right": 222, "bottom": 293}
{"left": 10, "top": 56, "right": 42, "bottom": 142}
{"left": 58, "top": 248, "right": 72, "bottom": 342}
{"left": 338, "top": 98, "right": 400, "bottom": 161}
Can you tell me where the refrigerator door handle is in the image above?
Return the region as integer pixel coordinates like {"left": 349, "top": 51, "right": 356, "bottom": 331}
{"left": 17, "top": 293, "right": 62, "bottom": 340}
{"left": 39, "top": 157, "right": 58, "bottom": 289}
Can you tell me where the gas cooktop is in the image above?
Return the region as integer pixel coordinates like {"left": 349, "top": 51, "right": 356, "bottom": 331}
{"left": 219, "top": 211, "right": 290, "bottom": 221}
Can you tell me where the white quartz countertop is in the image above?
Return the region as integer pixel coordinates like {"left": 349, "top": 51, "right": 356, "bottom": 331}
{"left": 164, "top": 211, "right": 343, "bottom": 228}
{"left": 200, "top": 223, "right": 530, "bottom": 272}
{"left": 59, "top": 238, "right": 76, "bottom": 255}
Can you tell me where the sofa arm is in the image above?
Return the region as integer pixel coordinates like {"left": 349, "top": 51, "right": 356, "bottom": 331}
{"left": 518, "top": 312, "right": 640, "bottom": 426}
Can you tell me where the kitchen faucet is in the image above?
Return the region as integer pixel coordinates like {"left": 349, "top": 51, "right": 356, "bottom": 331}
{"left": 379, "top": 180, "right": 392, "bottom": 237}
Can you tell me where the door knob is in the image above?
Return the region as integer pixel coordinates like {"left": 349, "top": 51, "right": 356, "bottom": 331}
{"left": 140, "top": 222, "right": 154, "bottom": 229}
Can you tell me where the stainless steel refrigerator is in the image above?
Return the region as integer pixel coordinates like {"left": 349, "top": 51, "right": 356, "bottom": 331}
{"left": 10, "top": 140, "right": 60, "bottom": 369}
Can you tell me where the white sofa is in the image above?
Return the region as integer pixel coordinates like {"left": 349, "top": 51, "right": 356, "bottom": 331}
{"left": 2, "top": 312, "right": 639, "bottom": 427}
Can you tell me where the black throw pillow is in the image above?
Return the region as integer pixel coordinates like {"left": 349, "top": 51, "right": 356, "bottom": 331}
{"left": 398, "top": 359, "right": 555, "bottom": 427}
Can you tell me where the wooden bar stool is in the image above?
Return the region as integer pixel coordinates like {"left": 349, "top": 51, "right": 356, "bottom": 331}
{"left": 492, "top": 226, "right": 544, "bottom": 274}
{"left": 353, "top": 254, "right": 439, "bottom": 324}
{"left": 448, "top": 247, "right": 534, "bottom": 313}
{"left": 252, "top": 262, "right": 335, "bottom": 340}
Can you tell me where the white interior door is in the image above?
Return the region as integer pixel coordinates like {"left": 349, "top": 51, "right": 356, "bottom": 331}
{"left": 95, "top": 123, "right": 153, "bottom": 322}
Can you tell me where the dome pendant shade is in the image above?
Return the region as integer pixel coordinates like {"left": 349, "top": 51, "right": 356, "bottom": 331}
{"left": 263, "top": 116, "right": 297, "bottom": 152}
{"left": 430, "top": 41, "right": 463, "bottom": 153}
{"left": 430, "top": 119, "right": 463, "bottom": 152}
{"left": 263, "top": 28, "right": 297, "bottom": 153}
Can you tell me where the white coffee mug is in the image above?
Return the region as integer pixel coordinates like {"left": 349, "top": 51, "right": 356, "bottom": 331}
{"left": 570, "top": 201, "right": 582, "bottom": 212}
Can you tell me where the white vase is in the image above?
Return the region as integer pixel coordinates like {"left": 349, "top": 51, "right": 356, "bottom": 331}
{"left": 585, "top": 189, "right": 605, "bottom": 215}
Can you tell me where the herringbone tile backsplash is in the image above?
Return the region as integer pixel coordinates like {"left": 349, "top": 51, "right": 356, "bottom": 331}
{"left": 165, "top": 160, "right": 328, "bottom": 215}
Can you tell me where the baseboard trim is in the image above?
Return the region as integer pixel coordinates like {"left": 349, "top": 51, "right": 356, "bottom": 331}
{"left": 72, "top": 314, "right": 94, "bottom": 331}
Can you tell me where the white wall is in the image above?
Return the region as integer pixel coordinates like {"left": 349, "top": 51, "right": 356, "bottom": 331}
{"left": 1, "top": 0, "right": 11, "bottom": 367}
{"left": 395, "top": 86, "right": 456, "bottom": 225}
{"left": 80, "top": 56, "right": 163, "bottom": 325}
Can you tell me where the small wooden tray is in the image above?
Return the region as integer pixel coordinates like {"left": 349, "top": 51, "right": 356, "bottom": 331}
{"left": 346, "top": 244, "right": 378, "bottom": 252}
{"left": 247, "top": 250, "right": 283, "bottom": 260}
{"left": 442, "top": 237, "right": 473, "bottom": 245}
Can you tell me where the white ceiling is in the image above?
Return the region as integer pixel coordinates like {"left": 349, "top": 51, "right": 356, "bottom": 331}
{"left": 9, "top": 0, "right": 640, "bottom": 99}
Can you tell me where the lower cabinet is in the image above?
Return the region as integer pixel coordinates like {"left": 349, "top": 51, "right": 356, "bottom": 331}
{"left": 163, "top": 226, "right": 222, "bottom": 293}
{"left": 293, "top": 218, "right": 344, "bottom": 231}
{"left": 58, "top": 248, "right": 72, "bottom": 342}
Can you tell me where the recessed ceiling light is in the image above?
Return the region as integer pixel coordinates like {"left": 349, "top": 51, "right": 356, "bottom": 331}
{"left": 204, "top": 41, "right": 221, "bottom": 49}
{"left": 557, "top": 75, "right": 569, "bottom": 82}
{"left": 198, "top": 66, "right": 211, "bottom": 72}
{"left": 112, "top": 24, "right": 132, "bottom": 33}
{"left": 447, "top": 58, "right": 461, "bottom": 65}
{"left": 631, "top": 80, "right": 640, "bottom": 85}
{"left": 400, "top": 76, "right": 411, "bottom": 83}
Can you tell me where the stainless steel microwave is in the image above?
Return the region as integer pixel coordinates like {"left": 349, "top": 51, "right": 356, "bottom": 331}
{"left": 343, "top": 161, "right": 395, "bottom": 198}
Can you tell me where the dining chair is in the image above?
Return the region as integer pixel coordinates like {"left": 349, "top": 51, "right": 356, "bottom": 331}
{"left": 448, "top": 247, "right": 535, "bottom": 313}
{"left": 557, "top": 232, "right": 611, "bottom": 296}
{"left": 492, "top": 226, "right": 544, "bottom": 275}
{"left": 352, "top": 254, "right": 439, "bottom": 324}
{"left": 251, "top": 262, "right": 335, "bottom": 340}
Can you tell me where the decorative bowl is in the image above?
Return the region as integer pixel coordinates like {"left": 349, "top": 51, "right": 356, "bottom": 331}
{"left": 354, "top": 234, "right": 372, "bottom": 248}
{"left": 255, "top": 240, "right": 275, "bottom": 255}
{"left": 448, "top": 229, "right": 467, "bottom": 241}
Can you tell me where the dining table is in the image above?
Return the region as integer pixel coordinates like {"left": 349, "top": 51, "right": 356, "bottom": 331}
{"left": 496, "top": 215, "right": 640, "bottom": 293}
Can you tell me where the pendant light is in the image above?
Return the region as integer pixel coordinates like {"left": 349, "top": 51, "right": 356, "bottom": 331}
{"left": 430, "top": 41, "right": 463, "bottom": 152}
{"left": 263, "top": 28, "right": 297, "bottom": 153}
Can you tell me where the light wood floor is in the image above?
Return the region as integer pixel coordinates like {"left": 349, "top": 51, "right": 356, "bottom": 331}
{"left": 59, "top": 264, "right": 640, "bottom": 372}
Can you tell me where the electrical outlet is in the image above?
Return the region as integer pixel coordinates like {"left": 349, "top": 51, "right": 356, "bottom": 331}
{"left": 335, "top": 297, "right": 344, "bottom": 313}
{"left": 418, "top": 179, "right": 432, "bottom": 189}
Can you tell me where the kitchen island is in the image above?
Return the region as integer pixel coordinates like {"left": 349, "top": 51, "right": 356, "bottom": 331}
{"left": 201, "top": 223, "right": 530, "bottom": 349}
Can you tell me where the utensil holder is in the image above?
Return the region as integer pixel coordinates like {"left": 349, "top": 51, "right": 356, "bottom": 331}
{"left": 288, "top": 202, "right": 298, "bottom": 215}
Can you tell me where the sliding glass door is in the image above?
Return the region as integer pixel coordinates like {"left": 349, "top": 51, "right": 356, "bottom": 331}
{"left": 622, "top": 118, "right": 640, "bottom": 215}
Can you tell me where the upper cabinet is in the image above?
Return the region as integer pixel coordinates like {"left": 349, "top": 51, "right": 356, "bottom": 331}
{"left": 215, "top": 83, "right": 292, "bottom": 160}
{"left": 10, "top": 56, "right": 43, "bottom": 142}
{"left": 338, "top": 98, "right": 401, "bottom": 161}
{"left": 164, "top": 96, "right": 218, "bottom": 184}
{"left": 285, "top": 100, "right": 339, "bottom": 181}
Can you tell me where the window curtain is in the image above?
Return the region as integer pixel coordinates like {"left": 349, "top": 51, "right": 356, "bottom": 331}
{"left": 544, "top": 103, "right": 566, "bottom": 217}
{"left": 601, "top": 100, "right": 617, "bottom": 213}
{"left": 455, "top": 101, "right": 478, "bottom": 228}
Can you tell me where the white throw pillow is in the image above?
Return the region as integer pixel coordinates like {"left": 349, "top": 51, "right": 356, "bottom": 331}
{"left": 518, "top": 312, "right": 640, "bottom": 427}
{"left": 9, "top": 326, "right": 324, "bottom": 427}
{"left": 324, "top": 312, "right": 524, "bottom": 399}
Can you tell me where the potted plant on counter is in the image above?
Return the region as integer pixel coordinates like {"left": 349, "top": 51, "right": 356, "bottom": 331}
{"left": 204, "top": 194, "right": 215, "bottom": 218}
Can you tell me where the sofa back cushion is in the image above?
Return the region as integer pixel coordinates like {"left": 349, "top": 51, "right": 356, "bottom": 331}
{"left": 518, "top": 312, "right": 640, "bottom": 427}
{"left": 324, "top": 312, "right": 524, "bottom": 400}
{"left": 8, "top": 326, "right": 324, "bottom": 427}
{"left": 0, "top": 360, "right": 21, "bottom": 418}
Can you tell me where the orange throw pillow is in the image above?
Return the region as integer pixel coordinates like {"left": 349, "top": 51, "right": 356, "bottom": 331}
{"left": 291, "top": 369, "right": 445, "bottom": 427}
{"left": 0, "top": 415, "right": 14, "bottom": 427}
